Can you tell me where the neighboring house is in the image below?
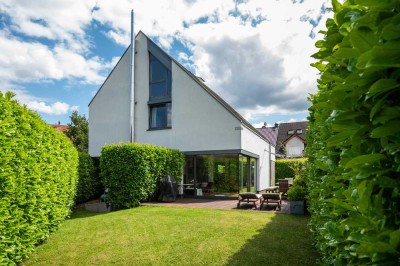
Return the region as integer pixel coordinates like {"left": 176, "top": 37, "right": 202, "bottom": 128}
{"left": 50, "top": 122, "right": 69, "bottom": 133}
{"left": 257, "top": 121, "right": 308, "bottom": 158}
{"left": 88, "top": 31, "right": 276, "bottom": 197}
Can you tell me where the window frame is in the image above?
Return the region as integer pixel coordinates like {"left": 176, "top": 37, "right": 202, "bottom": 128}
{"left": 148, "top": 52, "right": 172, "bottom": 130}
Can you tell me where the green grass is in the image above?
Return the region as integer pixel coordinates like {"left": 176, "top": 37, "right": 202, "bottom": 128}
{"left": 22, "top": 207, "right": 317, "bottom": 265}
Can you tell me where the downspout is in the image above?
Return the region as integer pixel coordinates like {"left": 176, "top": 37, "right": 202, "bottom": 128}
{"left": 129, "top": 10, "right": 135, "bottom": 142}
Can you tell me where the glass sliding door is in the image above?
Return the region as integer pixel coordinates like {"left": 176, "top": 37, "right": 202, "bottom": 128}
{"left": 184, "top": 153, "right": 257, "bottom": 197}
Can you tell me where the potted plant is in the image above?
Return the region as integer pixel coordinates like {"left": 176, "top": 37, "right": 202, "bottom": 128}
{"left": 287, "top": 175, "right": 307, "bottom": 214}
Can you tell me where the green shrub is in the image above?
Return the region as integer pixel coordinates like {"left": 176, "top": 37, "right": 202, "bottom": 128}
{"left": 100, "top": 143, "right": 184, "bottom": 208}
{"left": 308, "top": 0, "right": 400, "bottom": 264}
{"left": 76, "top": 152, "right": 97, "bottom": 203}
{"left": 0, "top": 92, "right": 78, "bottom": 264}
{"left": 276, "top": 158, "right": 307, "bottom": 180}
{"left": 287, "top": 174, "right": 308, "bottom": 201}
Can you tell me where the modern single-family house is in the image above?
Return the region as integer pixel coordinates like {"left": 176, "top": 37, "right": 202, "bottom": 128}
{"left": 89, "top": 31, "right": 276, "bottom": 197}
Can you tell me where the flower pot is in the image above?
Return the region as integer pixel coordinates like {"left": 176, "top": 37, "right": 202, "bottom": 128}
{"left": 289, "top": 200, "right": 305, "bottom": 214}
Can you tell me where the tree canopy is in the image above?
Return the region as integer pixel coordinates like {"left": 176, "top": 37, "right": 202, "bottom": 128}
{"left": 65, "top": 111, "right": 88, "bottom": 152}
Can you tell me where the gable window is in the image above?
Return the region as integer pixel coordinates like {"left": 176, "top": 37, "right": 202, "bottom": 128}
{"left": 296, "top": 129, "right": 303, "bottom": 134}
{"left": 149, "top": 53, "right": 171, "bottom": 100}
{"left": 148, "top": 52, "right": 172, "bottom": 129}
{"left": 288, "top": 130, "right": 294, "bottom": 135}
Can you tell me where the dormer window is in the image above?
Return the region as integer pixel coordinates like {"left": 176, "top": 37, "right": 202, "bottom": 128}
{"left": 288, "top": 130, "right": 294, "bottom": 135}
{"left": 296, "top": 129, "right": 303, "bottom": 134}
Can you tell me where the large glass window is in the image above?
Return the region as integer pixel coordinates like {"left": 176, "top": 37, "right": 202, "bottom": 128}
{"left": 149, "top": 54, "right": 171, "bottom": 100}
{"left": 149, "top": 53, "right": 172, "bottom": 129}
{"left": 183, "top": 154, "right": 257, "bottom": 197}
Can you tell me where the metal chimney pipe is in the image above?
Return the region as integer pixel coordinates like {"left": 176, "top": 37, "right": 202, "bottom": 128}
{"left": 129, "top": 10, "right": 135, "bottom": 142}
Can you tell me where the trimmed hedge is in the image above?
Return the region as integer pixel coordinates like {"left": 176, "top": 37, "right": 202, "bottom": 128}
{"left": 0, "top": 92, "right": 78, "bottom": 264}
{"left": 100, "top": 143, "right": 184, "bottom": 208}
{"left": 76, "top": 152, "right": 97, "bottom": 203}
{"left": 276, "top": 158, "right": 307, "bottom": 180}
{"left": 308, "top": 1, "right": 400, "bottom": 264}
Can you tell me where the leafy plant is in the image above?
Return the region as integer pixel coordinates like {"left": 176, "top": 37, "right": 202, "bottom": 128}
{"left": 308, "top": 0, "right": 400, "bottom": 264}
{"left": 75, "top": 152, "right": 97, "bottom": 203}
{"left": 100, "top": 143, "right": 184, "bottom": 208}
{"left": 64, "top": 111, "right": 88, "bottom": 153}
{"left": 276, "top": 158, "right": 308, "bottom": 180}
{"left": 0, "top": 92, "right": 78, "bottom": 264}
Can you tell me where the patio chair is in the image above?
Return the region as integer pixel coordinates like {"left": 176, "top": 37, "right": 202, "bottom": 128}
{"left": 279, "top": 179, "right": 289, "bottom": 196}
{"left": 260, "top": 193, "right": 281, "bottom": 210}
{"left": 237, "top": 193, "right": 262, "bottom": 209}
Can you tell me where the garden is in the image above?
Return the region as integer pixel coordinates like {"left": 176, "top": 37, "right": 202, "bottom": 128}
{"left": 1, "top": 0, "right": 399, "bottom": 265}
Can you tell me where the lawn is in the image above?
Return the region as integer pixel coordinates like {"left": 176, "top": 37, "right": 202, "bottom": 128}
{"left": 22, "top": 206, "right": 317, "bottom": 265}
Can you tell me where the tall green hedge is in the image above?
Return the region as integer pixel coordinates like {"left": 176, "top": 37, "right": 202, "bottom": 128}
{"left": 76, "top": 152, "right": 97, "bottom": 203}
{"left": 276, "top": 158, "right": 308, "bottom": 180}
{"left": 100, "top": 143, "right": 184, "bottom": 208}
{"left": 0, "top": 92, "right": 78, "bottom": 264}
{"left": 308, "top": 0, "right": 400, "bottom": 264}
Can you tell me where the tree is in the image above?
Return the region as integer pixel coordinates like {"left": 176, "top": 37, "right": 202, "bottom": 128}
{"left": 65, "top": 111, "right": 88, "bottom": 152}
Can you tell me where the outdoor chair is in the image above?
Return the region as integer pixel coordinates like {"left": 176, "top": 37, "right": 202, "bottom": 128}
{"left": 260, "top": 193, "right": 281, "bottom": 210}
{"left": 237, "top": 193, "right": 262, "bottom": 209}
{"left": 279, "top": 179, "right": 289, "bottom": 196}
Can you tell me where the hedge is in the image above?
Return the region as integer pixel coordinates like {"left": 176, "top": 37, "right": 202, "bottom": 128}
{"left": 308, "top": 0, "right": 400, "bottom": 264}
{"left": 276, "top": 158, "right": 307, "bottom": 180}
{"left": 75, "top": 152, "right": 97, "bottom": 203}
{"left": 0, "top": 92, "right": 78, "bottom": 264}
{"left": 100, "top": 143, "right": 184, "bottom": 208}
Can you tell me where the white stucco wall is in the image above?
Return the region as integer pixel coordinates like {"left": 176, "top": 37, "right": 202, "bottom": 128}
{"left": 286, "top": 137, "right": 305, "bottom": 156}
{"left": 241, "top": 126, "right": 275, "bottom": 191}
{"left": 88, "top": 49, "right": 131, "bottom": 157}
{"left": 134, "top": 33, "right": 241, "bottom": 151}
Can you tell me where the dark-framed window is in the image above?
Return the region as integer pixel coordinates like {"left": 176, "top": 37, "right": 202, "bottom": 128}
{"left": 149, "top": 53, "right": 171, "bottom": 101}
{"left": 148, "top": 52, "right": 172, "bottom": 129}
{"left": 149, "top": 103, "right": 171, "bottom": 129}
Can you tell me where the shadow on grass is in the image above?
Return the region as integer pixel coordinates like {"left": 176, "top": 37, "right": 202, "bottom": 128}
{"left": 225, "top": 214, "right": 318, "bottom": 266}
{"left": 68, "top": 208, "right": 107, "bottom": 220}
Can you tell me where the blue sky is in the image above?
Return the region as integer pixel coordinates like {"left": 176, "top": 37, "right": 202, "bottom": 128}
{"left": 0, "top": 0, "right": 332, "bottom": 127}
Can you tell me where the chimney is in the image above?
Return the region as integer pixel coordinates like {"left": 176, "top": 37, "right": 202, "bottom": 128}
{"left": 263, "top": 122, "right": 267, "bottom": 128}
{"left": 274, "top": 122, "right": 278, "bottom": 128}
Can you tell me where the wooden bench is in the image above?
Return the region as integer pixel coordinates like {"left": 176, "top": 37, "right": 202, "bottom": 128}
{"left": 237, "top": 193, "right": 262, "bottom": 209}
{"left": 260, "top": 193, "right": 281, "bottom": 210}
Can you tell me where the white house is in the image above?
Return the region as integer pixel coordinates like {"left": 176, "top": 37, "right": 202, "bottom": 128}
{"left": 89, "top": 31, "right": 275, "bottom": 197}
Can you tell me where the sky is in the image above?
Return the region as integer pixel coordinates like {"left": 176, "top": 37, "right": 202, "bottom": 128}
{"left": 0, "top": 0, "right": 332, "bottom": 127}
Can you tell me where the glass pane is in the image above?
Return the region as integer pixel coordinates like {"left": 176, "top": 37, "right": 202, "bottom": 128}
{"left": 150, "top": 103, "right": 171, "bottom": 129}
{"left": 150, "top": 59, "right": 166, "bottom": 82}
{"left": 150, "top": 105, "right": 166, "bottom": 128}
{"left": 250, "top": 158, "right": 256, "bottom": 192}
{"left": 194, "top": 154, "right": 239, "bottom": 197}
{"left": 166, "top": 103, "right": 172, "bottom": 127}
{"left": 150, "top": 82, "right": 166, "bottom": 98}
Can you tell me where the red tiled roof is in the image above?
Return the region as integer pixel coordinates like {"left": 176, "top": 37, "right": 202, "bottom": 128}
{"left": 50, "top": 124, "right": 69, "bottom": 133}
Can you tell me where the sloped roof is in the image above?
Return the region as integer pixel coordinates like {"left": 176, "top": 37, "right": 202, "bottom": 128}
{"left": 50, "top": 124, "right": 69, "bottom": 133}
{"left": 257, "top": 126, "right": 278, "bottom": 146}
{"left": 277, "top": 121, "right": 308, "bottom": 147}
{"left": 141, "top": 32, "right": 272, "bottom": 145}
{"left": 89, "top": 31, "right": 272, "bottom": 145}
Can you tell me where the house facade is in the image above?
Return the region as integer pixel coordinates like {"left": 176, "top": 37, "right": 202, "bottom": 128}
{"left": 257, "top": 121, "right": 308, "bottom": 158}
{"left": 89, "top": 31, "right": 275, "bottom": 197}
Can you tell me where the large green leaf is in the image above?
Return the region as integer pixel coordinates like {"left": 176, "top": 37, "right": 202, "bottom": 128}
{"left": 345, "top": 154, "right": 386, "bottom": 168}
{"left": 371, "top": 120, "right": 400, "bottom": 138}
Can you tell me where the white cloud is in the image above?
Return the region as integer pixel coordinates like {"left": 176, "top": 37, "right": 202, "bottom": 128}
{"left": 0, "top": 31, "right": 110, "bottom": 84}
{"left": 0, "top": 0, "right": 96, "bottom": 52}
{"left": 27, "top": 100, "right": 77, "bottom": 115}
{"left": 91, "top": 0, "right": 332, "bottom": 119}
